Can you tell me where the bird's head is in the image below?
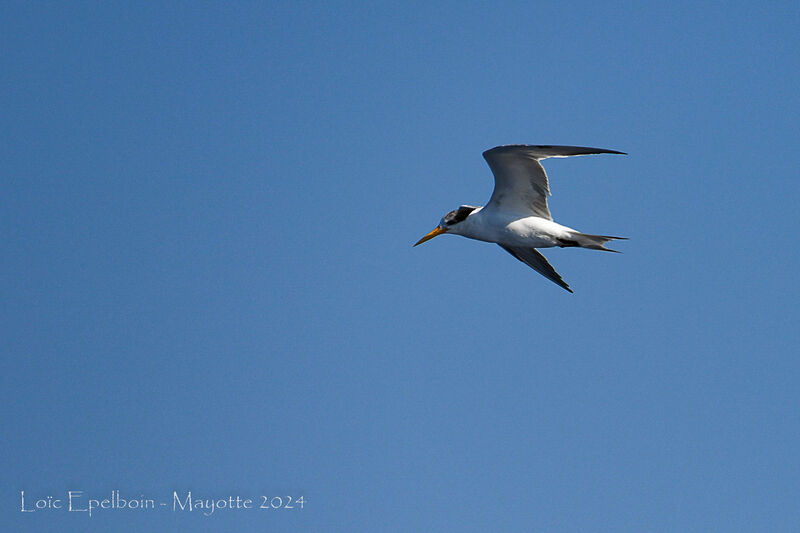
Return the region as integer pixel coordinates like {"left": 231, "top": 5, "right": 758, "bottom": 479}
{"left": 414, "top": 205, "right": 479, "bottom": 246}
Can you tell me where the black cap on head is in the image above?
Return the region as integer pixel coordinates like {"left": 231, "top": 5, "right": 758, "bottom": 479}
{"left": 442, "top": 205, "right": 477, "bottom": 226}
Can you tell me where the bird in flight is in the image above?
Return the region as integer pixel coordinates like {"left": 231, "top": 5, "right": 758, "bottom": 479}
{"left": 414, "top": 145, "right": 627, "bottom": 293}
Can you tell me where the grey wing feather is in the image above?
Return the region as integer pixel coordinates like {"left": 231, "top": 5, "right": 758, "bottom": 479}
{"left": 483, "top": 148, "right": 553, "bottom": 219}
{"left": 499, "top": 245, "right": 573, "bottom": 293}
{"left": 484, "top": 145, "right": 626, "bottom": 159}
{"left": 482, "top": 145, "right": 626, "bottom": 220}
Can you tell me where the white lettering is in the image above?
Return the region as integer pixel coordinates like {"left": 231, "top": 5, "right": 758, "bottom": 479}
{"left": 68, "top": 491, "right": 87, "bottom": 514}
{"left": 20, "top": 491, "right": 34, "bottom": 512}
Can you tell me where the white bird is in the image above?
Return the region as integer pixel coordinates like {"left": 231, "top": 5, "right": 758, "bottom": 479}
{"left": 414, "top": 145, "right": 627, "bottom": 293}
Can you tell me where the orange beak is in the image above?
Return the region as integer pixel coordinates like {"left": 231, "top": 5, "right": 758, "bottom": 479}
{"left": 414, "top": 226, "right": 447, "bottom": 247}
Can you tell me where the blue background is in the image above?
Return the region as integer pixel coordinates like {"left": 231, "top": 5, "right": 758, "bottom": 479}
{"left": 3, "top": 1, "right": 799, "bottom": 531}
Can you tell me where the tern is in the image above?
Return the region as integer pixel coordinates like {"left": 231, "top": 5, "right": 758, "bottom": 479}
{"left": 414, "top": 145, "right": 627, "bottom": 293}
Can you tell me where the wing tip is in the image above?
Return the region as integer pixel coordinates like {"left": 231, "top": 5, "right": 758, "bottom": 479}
{"left": 483, "top": 144, "right": 627, "bottom": 158}
{"left": 499, "top": 244, "right": 574, "bottom": 294}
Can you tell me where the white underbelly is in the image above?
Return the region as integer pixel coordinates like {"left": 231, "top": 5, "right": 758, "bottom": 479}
{"left": 463, "top": 211, "right": 576, "bottom": 248}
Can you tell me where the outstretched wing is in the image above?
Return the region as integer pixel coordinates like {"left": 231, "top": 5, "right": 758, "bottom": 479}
{"left": 499, "top": 244, "right": 573, "bottom": 293}
{"left": 482, "top": 145, "right": 626, "bottom": 220}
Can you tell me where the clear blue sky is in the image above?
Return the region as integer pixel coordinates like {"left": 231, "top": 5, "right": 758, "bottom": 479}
{"left": 3, "top": 1, "right": 799, "bottom": 531}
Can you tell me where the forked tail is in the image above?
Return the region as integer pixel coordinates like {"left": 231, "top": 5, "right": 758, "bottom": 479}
{"left": 564, "top": 232, "right": 628, "bottom": 253}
